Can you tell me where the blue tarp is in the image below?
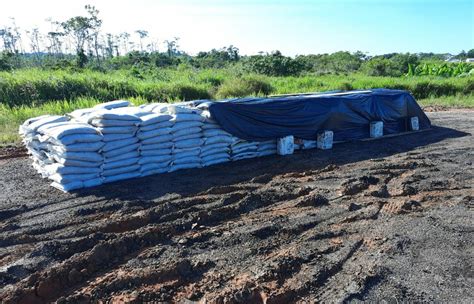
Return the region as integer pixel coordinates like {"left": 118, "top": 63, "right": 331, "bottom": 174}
{"left": 208, "top": 89, "right": 431, "bottom": 142}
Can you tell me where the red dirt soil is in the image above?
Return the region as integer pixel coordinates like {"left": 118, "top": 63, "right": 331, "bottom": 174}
{"left": 0, "top": 111, "right": 472, "bottom": 303}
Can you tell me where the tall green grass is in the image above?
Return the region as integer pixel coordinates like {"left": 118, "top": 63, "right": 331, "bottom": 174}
{"left": 268, "top": 74, "right": 474, "bottom": 99}
{"left": 417, "top": 94, "right": 474, "bottom": 108}
{"left": 0, "top": 69, "right": 215, "bottom": 107}
{"left": 1, "top": 68, "right": 473, "bottom": 144}
{"left": 1, "top": 69, "right": 473, "bottom": 106}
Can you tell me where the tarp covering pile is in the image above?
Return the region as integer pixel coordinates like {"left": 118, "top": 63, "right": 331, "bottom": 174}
{"left": 208, "top": 89, "right": 431, "bottom": 142}
{"left": 20, "top": 89, "right": 430, "bottom": 191}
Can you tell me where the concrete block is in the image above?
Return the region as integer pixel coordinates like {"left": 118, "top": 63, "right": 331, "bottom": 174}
{"left": 317, "top": 130, "right": 333, "bottom": 150}
{"left": 277, "top": 135, "right": 294, "bottom": 155}
{"left": 370, "top": 121, "right": 383, "bottom": 138}
{"left": 410, "top": 116, "right": 419, "bottom": 131}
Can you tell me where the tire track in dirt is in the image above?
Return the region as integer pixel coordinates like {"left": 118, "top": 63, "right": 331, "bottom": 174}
{"left": 1, "top": 111, "right": 473, "bottom": 303}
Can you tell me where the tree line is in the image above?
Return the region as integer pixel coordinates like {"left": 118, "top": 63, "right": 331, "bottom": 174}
{"left": 1, "top": 5, "right": 473, "bottom": 77}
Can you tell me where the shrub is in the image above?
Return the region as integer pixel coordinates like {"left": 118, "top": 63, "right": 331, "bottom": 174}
{"left": 411, "top": 82, "right": 458, "bottom": 99}
{"left": 338, "top": 82, "right": 354, "bottom": 91}
{"left": 362, "top": 57, "right": 401, "bottom": 77}
{"left": 462, "top": 79, "right": 474, "bottom": 95}
{"left": 0, "top": 52, "right": 14, "bottom": 71}
{"left": 389, "top": 53, "right": 419, "bottom": 74}
{"left": 216, "top": 76, "right": 273, "bottom": 99}
{"left": 167, "top": 83, "right": 212, "bottom": 101}
{"left": 294, "top": 52, "right": 364, "bottom": 75}
{"left": 242, "top": 51, "right": 304, "bottom": 76}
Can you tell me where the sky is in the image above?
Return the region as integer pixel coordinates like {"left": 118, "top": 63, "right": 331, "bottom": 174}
{"left": 1, "top": 0, "right": 473, "bottom": 56}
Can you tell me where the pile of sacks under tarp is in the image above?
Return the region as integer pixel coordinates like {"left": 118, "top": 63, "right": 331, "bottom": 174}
{"left": 19, "top": 100, "right": 281, "bottom": 192}
{"left": 197, "top": 102, "right": 234, "bottom": 166}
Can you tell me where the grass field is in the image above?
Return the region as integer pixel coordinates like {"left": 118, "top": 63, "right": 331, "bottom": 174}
{"left": 2, "top": 68, "right": 473, "bottom": 106}
{"left": 1, "top": 68, "right": 473, "bottom": 144}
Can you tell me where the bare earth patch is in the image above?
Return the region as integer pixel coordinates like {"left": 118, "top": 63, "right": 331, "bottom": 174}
{"left": 0, "top": 111, "right": 472, "bottom": 303}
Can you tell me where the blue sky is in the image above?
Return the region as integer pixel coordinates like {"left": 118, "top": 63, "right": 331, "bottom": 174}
{"left": 1, "top": 0, "right": 473, "bottom": 56}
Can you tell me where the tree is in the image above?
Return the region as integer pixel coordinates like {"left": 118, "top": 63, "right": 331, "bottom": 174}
{"left": 389, "top": 53, "right": 419, "bottom": 74}
{"left": 456, "top": 50, "right": 467, "bottom": 59}
{"left": 25, "top": 28, "right": 42, "bottom": 65}
{"left": 467, "top": 49, "right": 474, "bottom": 58}
{"left": 45, "top": 18, "right": 64, "bottom": 56}
{"left": 243, "top": 51, "right": 304, "bottom": 76}
{"left": 85, "top": 5, "right": 103, "bottom": 62}
{"left": 164, "top": 37, "right": 180, "bottom": 57}
{"left": 61, "top": 16, "right": 91, "bottom": 53}
{"left": 225, "top": 45, "right": 239, "bottom": 61}
{"left": 46, "top": 31, "right": 64, "bottom": 55}
{"left": 105, "top": 33, "right": 115, "bottom": 58}
{"left": 193, "top": 45, "right": 240, "bottom": 68}
{"left": 0, "top": 51, "right": 14, "bottom": 70}
{"left": 61, "top": 5, "right": 102, "bottom": 62}
{"left": 362, "top": 57, "right": 400, "bottom": 76}
{"left": 0, "top": 19, "right": 22, "bottom": 53}
{"left": 76, "top": 48, "right": 88, "bottom": 68}
{"left": 119, "top": 32, "right": 131, "bottom": 54}
{"left": 135, "top": 30, "right": 148, "bottom": 52}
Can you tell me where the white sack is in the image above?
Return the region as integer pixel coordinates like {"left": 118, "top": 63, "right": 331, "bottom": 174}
{"left": 102, "top": 137, "right": 139, "bottom": 152}
{"left": 48, "top": 141, "right": 104, "bottom": 153}
{"left": 141, "top": 134, "right": 174, "bottom": 145}
{"left": 138, "top": 155, "right": 173, "bottom": 165}
{"left": 46, "top": 133, "right": 103, "bottom": 146}
{"left": 105, "top": 151, "right": 140, "bottom": 162}
{"left": 171, "top": 121, "right": 203, "bottom": 132}
{"left": 93, "top": 100, "right": 131, "bottom": 110}
{"left": 174, "top": 138, "right": 203, "bottom": 149}
{"left": 137, "top": 128, "right": 172, "bottom": 140}
{"left": 102, "top": 133, "right": 134, "bottom": 142}
{"left": 103, "top": 164, "right": 141, "bottom": 177}
{"left": 139, "top": 121, "right": 173, "bottom": 131}
{"left": 97, "top": 126, "right": 138, "bottom": 134}
{"left": 140, "top": 148, "right": 172, "bottom": 156}
{"left": 173, "top": 133, "right": 202, "bottom": 142}
{"left": 102, "top": 157, "right": 140, "bottom": 170}
{"left": 140, "top": 142, "right": 173, "bottom": 150}
{"left": 140, "top": 113, "right": 173, "bottom": 126}
{"left": 103, "top": 172, "right": 141, "bottom": 184}
{"left": 172, "top": 127, "right": 202, "bottom": 138}
{"left": 205, "top": 136, "right": 233, "bottom": 145}
{"left": 103, "top": 143, "right": 140, "bottom": 158}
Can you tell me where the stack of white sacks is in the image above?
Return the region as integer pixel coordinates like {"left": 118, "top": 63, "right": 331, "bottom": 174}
{"left": 137, "top": 112, "right": 174, "bottom": 176}
{"left": 20, "top": 115, "right": 104, "bottom": 191}
{"left": 20, "top": 100, "right": 293, "bottom": 191}
{"left": 198, "top": 104, "right": 233, "bottom": 166}
{"left": 87, "top": 108, "right": 142, "bottom": 183}
{"left": 20, "top": 115, "right": 69, "bottom": 155}
{"left": 231, "top": 137, "right": 259, "bottom": 161}
{"left": 257, "top": 140, "right": 277, "bottom": 156}
{"left": 168, "top": 104, "right": 205, "bottom": 171}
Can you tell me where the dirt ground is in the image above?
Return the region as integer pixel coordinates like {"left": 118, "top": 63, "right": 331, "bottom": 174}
{"left": 0, "top": 110, "right": 472, "bottom": 304}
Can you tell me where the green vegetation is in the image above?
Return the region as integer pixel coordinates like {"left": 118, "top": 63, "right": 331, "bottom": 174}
{"left": 2, "top": 68, "right": 473, "bottom": 108}
{"left": 1, "top": 5, "right": 473, "bottom": 144}
{"left": 417, "top": 94, "right": 474, "bottom": 108}
{"left": 1, "top": 61, "right": 473, "bottom": 145}
{"left": 407, "top": 62, "right": 474, "bottom": 77}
